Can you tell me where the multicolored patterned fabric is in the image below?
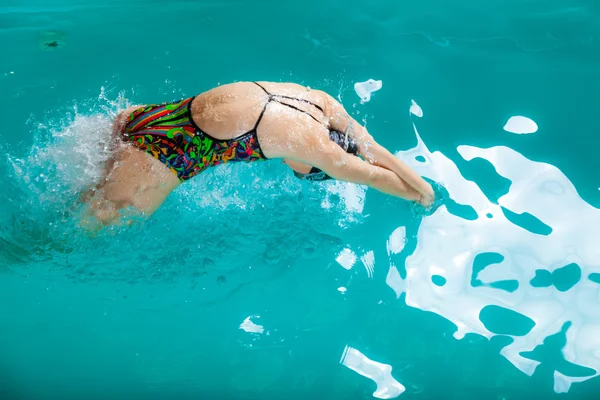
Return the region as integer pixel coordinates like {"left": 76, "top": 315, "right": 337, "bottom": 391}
{"left": 122, "top": 97, "right": 267, "bottom": 181}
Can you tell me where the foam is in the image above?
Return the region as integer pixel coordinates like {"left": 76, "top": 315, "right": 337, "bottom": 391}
{"left": 9, "top": 114, "right": 113, "bottom": 197}
{"left": 340, "top": 346, "right": 405, "bottom": 399}
{"left": 387, "top": 123, "right": 600, "bottom": 392}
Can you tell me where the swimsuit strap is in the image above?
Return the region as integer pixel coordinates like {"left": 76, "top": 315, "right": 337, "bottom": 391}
{"left": 272, "top": 94, "right": 324, "bottom": 113}
{"left": 273, "top": 100, "right": 322, "bottom": 124}
{"left": 253, "top": 81, "right": 271, "bottom": 96}
{"left": 253, "top": 93, "right": 271, "bottom": 131}
{"left": 252, "top": 82, "right": 324, "bottom": 111}
{"left": 252, "top": 82, "right": 324, "bottom": 128}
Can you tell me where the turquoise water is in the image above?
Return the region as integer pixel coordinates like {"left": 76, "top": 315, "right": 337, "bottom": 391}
{"left": 2, "top": 0, "right": 600, "bottom": 399}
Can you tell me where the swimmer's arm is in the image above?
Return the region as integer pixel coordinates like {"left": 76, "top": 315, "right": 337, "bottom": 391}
{"left": 365, "top": 141, "right": 434, "bottom": 205}
{"left": 301, "top": 138, "right": 422, "bottom": 202}
{"left": 319, "top": 91, "right": 434, "bottom": 204}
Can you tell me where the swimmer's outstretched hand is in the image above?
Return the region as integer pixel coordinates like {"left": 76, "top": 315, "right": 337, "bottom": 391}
{"left": 418, "top": 186, "right": 435, "bottom": 207}
{"left": 321, "top": 93, "right": 435, "bottom": 207}
{"left": 411, "top": 181, "right": 446, "bottom": 217}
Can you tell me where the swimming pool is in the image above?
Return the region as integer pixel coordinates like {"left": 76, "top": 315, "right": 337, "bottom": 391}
{"left": 1, "top": 0, "right": 600, "bottom": 398}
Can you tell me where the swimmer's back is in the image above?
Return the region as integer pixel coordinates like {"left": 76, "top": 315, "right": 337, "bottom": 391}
{"left": 189, "top": 81, "right": 328, "bottom": 142}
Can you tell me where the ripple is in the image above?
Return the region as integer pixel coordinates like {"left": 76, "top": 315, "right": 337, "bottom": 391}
{"left": 385, "top": 121, "right": 600, "bottom": 392}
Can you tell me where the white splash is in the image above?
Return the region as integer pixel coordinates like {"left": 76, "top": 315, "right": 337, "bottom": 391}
{"left": 504, "top": 116, "right": 538, "bottom": 134}
{"left": 239, "top": 316, "right": 264, "bottom": 334}
{"left": 336, "top": 248, "right": 357, "bottom": 270}
{"left": 361, "top": 250, "right": 375, "bottom": 279}
{"left": 340, "top": 346, "right": 406, "bottom": 399}
{"left": 409, "top": 100, "right": 423, "bottom": 117}
{"left": 389, "top": 127, "right": 600, "bottom": 392}
{"left": 354, "top": 79, "right": 382, "bottom": 103}
{"left": 338, "top": 286, "right": 348, "bottom": 294}
{"left": 323, "top": 181, "right": 367, "bottom": 214}
{"left": 387, "top": 227, "right": 406, "bottom": 256}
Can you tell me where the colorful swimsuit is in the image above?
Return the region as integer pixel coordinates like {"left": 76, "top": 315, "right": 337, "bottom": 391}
{"left": 122, "top": 82, "right": 356, "bottom": 181}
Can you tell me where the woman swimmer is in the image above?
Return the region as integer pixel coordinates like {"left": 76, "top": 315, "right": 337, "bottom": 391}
{"left": 83, "top": 81, "right": 434, "bottom": 224}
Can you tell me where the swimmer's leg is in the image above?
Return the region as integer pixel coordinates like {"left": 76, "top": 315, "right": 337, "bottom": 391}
{"left": 79, "top": 145, "right": 132, "bottom": 227}
{"left": 80, "top": 105, "right": 154, "bottom": 226}
{"left": 80, "top": 142, "right": 180, "bottom": 229}
{"left": 79, "top": 107, "right": 137, "bottom": 206}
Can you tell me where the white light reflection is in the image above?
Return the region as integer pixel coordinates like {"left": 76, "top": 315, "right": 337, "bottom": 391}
{"left": 409, "top": 100, "right": 423, "bottom": 118}
{"left": 387, "top": 227, "right": 406, "bottom": 256}
{"left": 239, "top": 316, "right": 264, "bottom": 334}
{"left": 385, "top": 266, "right": 404, "bottom": 299}
{"left": 336, "top": 248, "right": 357, "bottom": 270}
{"left": 361, "top": 250, "right": 375, "bottom": 279}
{"left": 354, "top": 79, "right": 382, "bottom": 103}
{"left": 323, "top": 180, "right": 366, "bottom": 215}
{"left": 554, "top": 371, "right": 589, "bottom": 394}
{"left": 387, "top": 119, "right": 600, "bottom": 392}
{"left": 504, "top": 116, "right": 538, "bottom": 134}
{"left": 340, "top": 346, "right": 406, "bottom": 399}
